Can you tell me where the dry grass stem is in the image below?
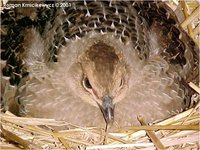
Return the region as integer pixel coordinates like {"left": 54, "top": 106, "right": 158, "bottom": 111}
{"left": 137, "top": 116, "right": 165, "bottom": 150}
{"left": 181, "top": 5, "right": 200, "bottom": 29}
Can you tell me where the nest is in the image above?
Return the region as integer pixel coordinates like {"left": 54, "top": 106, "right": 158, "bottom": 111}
{"left": 0, "top": 0, "right": 199, "bottom": 149}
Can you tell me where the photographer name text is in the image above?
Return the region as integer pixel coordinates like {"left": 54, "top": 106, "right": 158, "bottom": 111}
{"left": 4, "top": 2, "right": 72, "bottom": 8}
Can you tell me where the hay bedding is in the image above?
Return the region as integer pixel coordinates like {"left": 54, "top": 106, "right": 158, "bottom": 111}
{"left": 1, "top": 0, "right": 200, "bottom": 149}
{"left": 0, "top": 98, "right": 199, "bottom": 149}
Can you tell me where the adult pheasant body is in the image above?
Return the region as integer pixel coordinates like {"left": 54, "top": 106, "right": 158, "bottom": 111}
{"left": 1, "top": 1, "right": 199, "bottom": 128}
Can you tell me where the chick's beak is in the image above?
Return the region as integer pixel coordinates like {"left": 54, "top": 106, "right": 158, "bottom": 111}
{"left": 99, "top": 95, "right": 114, "bottom": 125}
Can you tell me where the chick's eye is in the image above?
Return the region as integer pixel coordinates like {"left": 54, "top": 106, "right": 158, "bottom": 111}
{"left": 83, "top": 77, "right": 92, "bottom": 89}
